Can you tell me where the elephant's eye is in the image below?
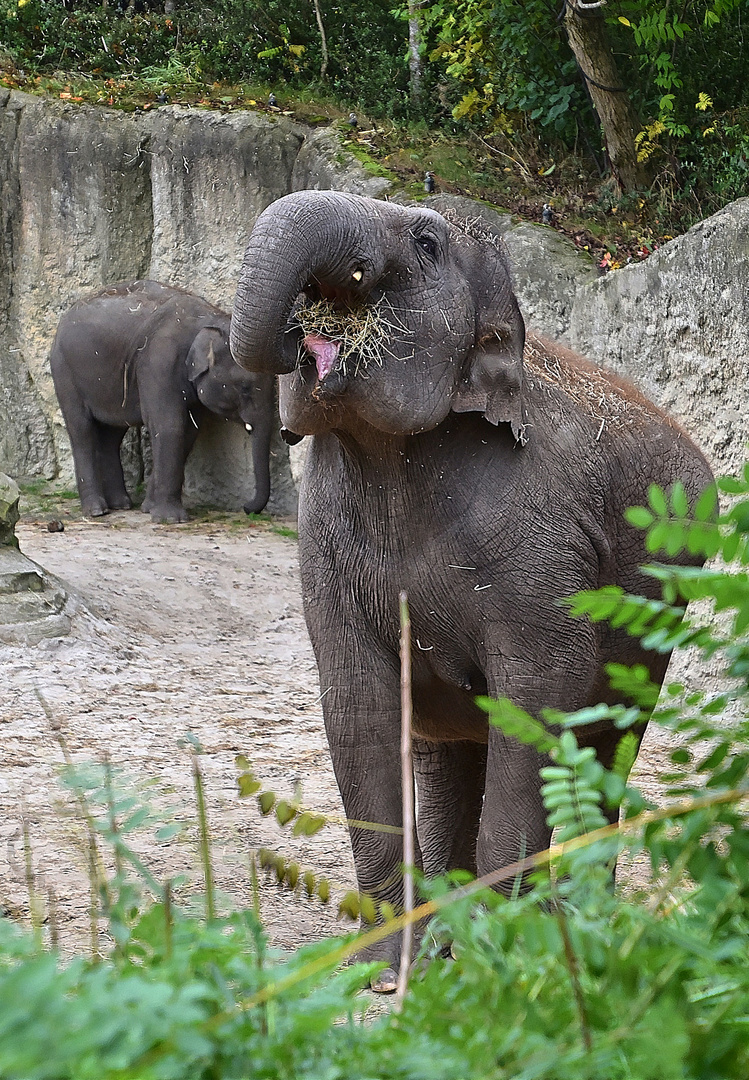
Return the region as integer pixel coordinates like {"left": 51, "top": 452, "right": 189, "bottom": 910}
{"left": 415, "top": 235, "right": 439, "bottom": 260}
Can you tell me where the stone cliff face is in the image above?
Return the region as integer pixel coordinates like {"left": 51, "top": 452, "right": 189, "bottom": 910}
{"left": 0, "top": 89, "right": 388, "bottom": 513}
{"left": 566, "top": 199, "right": 749, "bottom": 475}
{"left": 1, "top": 86, "right": 746, "bottom": 509}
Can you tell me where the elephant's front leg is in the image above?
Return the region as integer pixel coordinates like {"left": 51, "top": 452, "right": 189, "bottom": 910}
{"left": 317, "top": 637, "right": 421, "bottom": 990}
{"left": 142, "top": 403, "right": 199, "bottom": 524}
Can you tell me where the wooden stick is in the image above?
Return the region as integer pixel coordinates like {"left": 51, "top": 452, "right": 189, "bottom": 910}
{"left": 396, "top": 590, "right": 415, "bottom": 1005}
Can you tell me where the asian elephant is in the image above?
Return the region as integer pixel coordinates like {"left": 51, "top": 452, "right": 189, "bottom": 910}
{"left": 229, "top": 191, "right": 713, "bottom": 990}
{"left": 51, "top": 280, "right": 276, "bottom": 523}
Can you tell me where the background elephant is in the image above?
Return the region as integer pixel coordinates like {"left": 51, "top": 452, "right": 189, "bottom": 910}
{"left": 51, "top": 279, "right": 276, "bottom": 523}
{"left": 230, "top": 191, "right": 713, "bottom": 990}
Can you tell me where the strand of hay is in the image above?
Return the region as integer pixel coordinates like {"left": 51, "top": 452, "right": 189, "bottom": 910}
{"left": 524, "top": 336, "right": 651, "bottom": 430}
{"left": 290, "top": 297, "right": 411, "bottom": 378}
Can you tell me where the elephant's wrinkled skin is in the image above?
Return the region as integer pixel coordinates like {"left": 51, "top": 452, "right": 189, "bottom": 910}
{"left": 51, "top": 280, "right": 275, "bottom": 523}
{"left": 230, "top": 191, "right": 714, "bottom": 990}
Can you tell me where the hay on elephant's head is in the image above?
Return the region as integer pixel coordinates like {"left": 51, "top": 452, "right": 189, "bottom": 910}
{"left": 290, "top": 298, "right": 407, "bottom": 378}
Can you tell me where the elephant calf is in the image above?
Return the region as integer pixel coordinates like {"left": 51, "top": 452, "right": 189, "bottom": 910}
{"left": 230, "top": 190, "right": 714, "bottom": 991}
{"left": 51, "top": 279, "right": 275, "bottom": 523}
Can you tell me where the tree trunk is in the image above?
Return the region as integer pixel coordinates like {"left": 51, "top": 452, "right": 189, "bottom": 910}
{"left": 563, "top": 0, "right": 651, "bottom": 193}
{"left": 408, "top": 1, "right": 423, "bottom": 103}
{"left": 311, "top": 0, "right": 329, "bottom": 81}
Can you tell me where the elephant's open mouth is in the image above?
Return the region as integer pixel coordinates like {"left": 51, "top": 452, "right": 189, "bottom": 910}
{"left": 287, "top": 294, "right": 404, "bottom": 383}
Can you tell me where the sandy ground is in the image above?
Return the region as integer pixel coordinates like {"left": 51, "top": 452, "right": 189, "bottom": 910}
{"left": 1, "top": 506, "right": 684, "bottom": 956}
{"left": 1, "top": 508, "right": 358, "bottom": 953}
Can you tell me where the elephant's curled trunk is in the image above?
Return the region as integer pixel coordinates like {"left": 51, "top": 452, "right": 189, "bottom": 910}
{"left": 230, "top": 192, "right": 385, "bottom": 376}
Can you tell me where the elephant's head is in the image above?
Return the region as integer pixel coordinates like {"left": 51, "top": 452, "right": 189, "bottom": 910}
{"left": 229, "top": 191, "right": 527, "bottom": 441}
{"left": 186, "top": 324, "right": 262, "bottom": 429}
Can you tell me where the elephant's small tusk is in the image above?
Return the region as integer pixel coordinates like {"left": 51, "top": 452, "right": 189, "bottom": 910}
{"left": 245, "top": 423, "right": 253, "bottom": 432}
{"left": 352, "top": 269, "right": 364, "bottom": 282}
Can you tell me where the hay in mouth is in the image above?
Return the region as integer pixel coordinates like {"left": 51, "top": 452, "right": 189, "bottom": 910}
{"left": 289, "top": 297, "right": 407, "bottom": 379}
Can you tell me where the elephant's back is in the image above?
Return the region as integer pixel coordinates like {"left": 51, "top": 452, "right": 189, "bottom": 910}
{"left": 523, "top": 333, "right": 712, "bottom": 492}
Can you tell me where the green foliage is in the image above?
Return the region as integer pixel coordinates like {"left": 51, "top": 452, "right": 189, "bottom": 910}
{"left": 7, "top": 464, "right": 749, "bottom": 1076}
{"left": 421, "top": 0, "right": 588, "bottom": 140}
{"left": 0, "top": 0, "right": 419, "bottom": 119}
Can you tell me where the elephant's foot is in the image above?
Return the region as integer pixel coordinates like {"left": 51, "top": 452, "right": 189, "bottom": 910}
{"left": 81, "top": 496, "right": 109, "bottom": 518}
{"left": 149, "top": 501, "right": 189, "bottom": 524}
{"left": 370, "top": 966, "right": 399, "bottom": 994}
{"left": 356, "top": 932, "right": 417, "bottom": 994}
{"left": 104, "top": 493, "right": 132, "bottom": 511}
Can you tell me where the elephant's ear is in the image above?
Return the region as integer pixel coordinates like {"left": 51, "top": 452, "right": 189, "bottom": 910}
{"left": 186, "top": 328, "right": 220, "bottom": 382}
{"left": 452, "top": 326, "right": 528, "bottom": 445}
{"left": 437, "top": 204, "right": 529, "bottom": 444}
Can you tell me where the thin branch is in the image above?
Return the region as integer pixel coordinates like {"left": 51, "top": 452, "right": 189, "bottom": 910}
{"left": 396, "top": 591, "right": 415, "bottom": 1006}
{"left": 555, "top": 894, "right": 593, "bottom": 1053}
{"left": 310, "top": 0, "right": 328, "bottom": 80}
{"left": 191, "top": 750, "right": 215, "bottom": 922}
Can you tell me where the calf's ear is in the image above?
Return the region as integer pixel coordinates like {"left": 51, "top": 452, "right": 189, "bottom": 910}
{"left": 186, "top": 328, "right": 219, "bottom": 382}
{"left": 452, "top": 325, "right": 528, "bottom": 445}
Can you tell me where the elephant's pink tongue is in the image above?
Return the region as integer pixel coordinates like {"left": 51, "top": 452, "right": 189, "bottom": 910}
{"left": 304, "top": 333, "right": 340, "bottom": 381}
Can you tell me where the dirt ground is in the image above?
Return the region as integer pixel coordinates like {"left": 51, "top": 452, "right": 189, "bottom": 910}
{"left": 1, "top": 506, "right": 680, "bottom": 956}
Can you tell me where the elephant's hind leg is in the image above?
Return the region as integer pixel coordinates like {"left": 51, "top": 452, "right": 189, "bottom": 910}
{"left": 413, "top": 737, "right": 487, "bottom": 879}
{"left": 95, "top": 423, "right": 132, "bottom": 511}
{"left": 52, "top": 357, "right": 108, "bottom": 517}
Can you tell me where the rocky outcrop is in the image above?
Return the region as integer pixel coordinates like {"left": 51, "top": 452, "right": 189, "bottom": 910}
{"left": 0, "top": 473, "right": 71, "bottom": 642}
{"left": 567, "top": 200, "right": 749, "bottom": 475}
{"left": 0, "top": 90, "right": 388, "bottom": 514}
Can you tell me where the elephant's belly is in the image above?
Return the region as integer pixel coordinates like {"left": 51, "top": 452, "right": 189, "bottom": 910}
{"left": 412, "top": 662, "right": 489, "bottom": 744}
{"left": 91, "top": 401, "right": 143, "bottom": 428}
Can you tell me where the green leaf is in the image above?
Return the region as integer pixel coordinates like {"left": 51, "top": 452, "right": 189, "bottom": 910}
{"left": 694, "top": 483, "right": 718, "bottom": 521}
{"left": 648, "top": 484, "right": 668, "bottom": 515}
{"left": 238, "top": 774, "right": 261, "bottom": 798}
{"left": 670, "top": 481, "right": 689, "bottom": 517}
{"left": 478, "top": 696, "right": 559, "bottom": 753}
{"left": 718, "top": 475, "right": 748, "bottom": 495}
{"left": 626, "top": 505, "right": 655, "bottom": 529}
{"left": 722, "top": 529, "right": 741, "bottom": 563}
{"left": 258, "top": 791, "right": 276, "bottom": 815}
{"left": 275, "top": 800, "right": 297, "bottom": 826}
{"left": 646, "top": 521, "right": 670, "bottom": 553}
{"left": 292, "top": 811, "right": 326, "bottom": 836}
{"left": 612, "top": 731, "right": 640, "bottom": 780}
{"left": 338, "top": 891, "right": 361, "bottom": 920}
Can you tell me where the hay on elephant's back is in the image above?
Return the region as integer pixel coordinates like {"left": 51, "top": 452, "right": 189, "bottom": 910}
{"left": 524, "top": 335, "right": 651, "bottom": 431}
{"left": 290, "top": 298, "right": 408, "bottom": 377}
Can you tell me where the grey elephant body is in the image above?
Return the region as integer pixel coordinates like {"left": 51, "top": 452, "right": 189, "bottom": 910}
{"left": 230, "top": 192, "right": 713, "bottom": 987}
{"left": 51, "top": 279, "right": 275, "bottom": 523}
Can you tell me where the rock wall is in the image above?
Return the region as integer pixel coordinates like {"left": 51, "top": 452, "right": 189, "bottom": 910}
{"left": 0, "top": 89, "right": 388, "bottom": 514}
{"left": 566, "top": 199, "right": 749, "bottom": 476}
